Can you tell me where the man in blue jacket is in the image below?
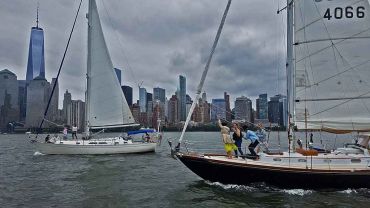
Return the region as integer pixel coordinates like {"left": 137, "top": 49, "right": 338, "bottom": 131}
{"left": 242, "top": 125, "right": 259, "bottom": 156}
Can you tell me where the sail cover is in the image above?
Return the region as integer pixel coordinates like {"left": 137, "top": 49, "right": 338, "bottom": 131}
{"left": 87, "top": 0, "right": 135, "bottom": 129}
{"left": 293, "top": 0, "right": 370, "bottom": 132}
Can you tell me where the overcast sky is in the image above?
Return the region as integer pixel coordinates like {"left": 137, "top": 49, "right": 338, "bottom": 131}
{"left": 0, "top": 0, "right": 287, "bottom": 109}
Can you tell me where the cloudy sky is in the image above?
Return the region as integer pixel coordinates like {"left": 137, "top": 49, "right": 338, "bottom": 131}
{"left": 0, "top": 0, "right": 287, "bottom": 109}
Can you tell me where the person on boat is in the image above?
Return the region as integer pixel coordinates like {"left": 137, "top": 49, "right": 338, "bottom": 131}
{"left": 231, "top": 122, "right": 244, "bottom": 157}
{"left": 218, "top": 119, "right": 236, "bottom": 159}
{"left": 145, "top": 133, "right": 151, "bottom": 142}
{"left": 72, "top": 124, "right": 78, "bottom": 140}
{"left": 63, "top": 127, "right": 68, "bottom": 140}
{"left": 255, "top": 123, "right": 268, "bottom": 152}
{"left": 242, "top": 125, "right": 260, "bottom": 157}
{"left": 45, "top": 134, "right": 51, "bottom": 143}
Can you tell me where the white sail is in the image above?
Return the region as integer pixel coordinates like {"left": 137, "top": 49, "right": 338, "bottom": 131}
{"left": 87, "top": 0, "right": 135, "bottom": 129}
{"left": 293, "top": 0, "right": 370, "bottom": 132}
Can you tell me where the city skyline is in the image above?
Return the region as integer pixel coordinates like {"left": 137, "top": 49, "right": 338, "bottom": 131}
{"left": 0, "top": 0, "right": 287, "bottom": 109}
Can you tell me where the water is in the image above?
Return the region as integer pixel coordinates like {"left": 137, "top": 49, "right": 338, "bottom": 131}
{"left": 1, "top": 132, "right": 370, "bottom": 207}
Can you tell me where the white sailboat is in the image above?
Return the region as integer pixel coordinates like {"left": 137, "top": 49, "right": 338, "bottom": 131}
{"left": 172, "top": 0, "right": 370, "bottom": 189}
{"left": 34, "top": 0, "right": 156, "bottom": 155}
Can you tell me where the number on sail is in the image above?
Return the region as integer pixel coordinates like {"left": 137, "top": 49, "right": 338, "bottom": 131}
{"left": 323, "top": 6, "right": 365, "bottom": 20}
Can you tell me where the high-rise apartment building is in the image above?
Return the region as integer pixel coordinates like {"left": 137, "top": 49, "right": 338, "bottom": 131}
{"left": 67, "top": 100, "right": 85, "bottom": 131}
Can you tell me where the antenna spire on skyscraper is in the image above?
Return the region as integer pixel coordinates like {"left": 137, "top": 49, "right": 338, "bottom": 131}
{"left": 36, "top": 1, "right": 39, "bottom": 28}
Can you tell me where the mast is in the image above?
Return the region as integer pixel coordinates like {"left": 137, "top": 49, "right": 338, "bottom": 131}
{"left": 286, "top": 0, "right": 295, "bottom": 152}
{"left": 85, "top": 0, "right": 92, "bottom": 136}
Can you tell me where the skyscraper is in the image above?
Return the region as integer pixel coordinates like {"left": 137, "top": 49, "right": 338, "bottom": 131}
{"left": 211, "top": 99, "right": 226, "bottom": 121}
{"left": 121, "top": 85, "right": 133, "bottom": 106}
{"left": 224, "top": 92, "right": 232, "bottom": 122}
{"left": 26, "top": 76, "right": 50, "bottom": 127}
{"left": 26, "top": 9, "right": 45, "bottom": 82}
{"left": 63, "top": 90, "right": 72, "bottom": 123}
{"left": 153, "top": 87, "right": 165, "bottom": 103}
{"left": 168, "top": 95, "right": 178, "bottom": 124}
{"left": 256, "top": 93, "right": 268, "bottom": 119}
{"left": 234, "top": 96, "right": 252, "bottom": 122}
{"left": 114, "top": 68, "right": 122, "bottom": 85}
{"left": 268, "top": 94, "right": 287, "bottom": 127}
{"left": 177, "top": 75, "right": 186, "bottom": 121}
{"left": 0, "top": 69, "right": 19, "bottom": 129}
{"left": 139, "top": 87, "right": 147, "bottom": 113}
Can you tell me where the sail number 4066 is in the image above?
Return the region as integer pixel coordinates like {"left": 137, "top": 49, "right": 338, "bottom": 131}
{"left": 324, "top": 6, "right": 365, "bottom": 20}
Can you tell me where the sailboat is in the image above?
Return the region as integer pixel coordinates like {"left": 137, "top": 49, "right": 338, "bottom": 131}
{"left": 33, "top": 0, "right": 156, "bottom": 155}
{"left": 171, "top": 0, "right": 370, "bottom": 189}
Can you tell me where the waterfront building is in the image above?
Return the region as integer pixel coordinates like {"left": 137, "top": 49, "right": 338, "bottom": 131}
{"left": 121, "top": 85, "right": 133, "bottom": 106}
{"left": 256, "top": 93, "right": 268, "bottom": 119}
{"left": 234, "top": 96, "right": 252, "bottom": 123}
{"left": 211, "top": 99, "right": 226, "bottom": 121}
{"left": 139, "top": 88, "right": 147, "bottom": 113}
{"left": 26, "top": 15, "right": 45, "bottom": 82}
{"left": 114, "top": 68, "right": 122, "bottom": 85}
{"left": 26, "top": 76, "right": 50, "bottom": 127}
{"left": 153, "top": 87, "right": 165, "bottom": 103}
{"left": 131, "top": 103, "right": 140, "bottom": 123}
{"left": 177, "top": 75, "right": 186, "bottom": 121}
{"left": 0, "top": 69, "right": 19, "bottom": 129}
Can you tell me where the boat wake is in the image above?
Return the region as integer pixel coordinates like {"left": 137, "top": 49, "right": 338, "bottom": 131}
{"left": 280, "top": 189, "right": 313, "bottom": 196}
{"left": 205, "top": 181, "right": 314, "bottom": 196}
{"left": 33, "top": 151, "right": 45, "bottom": 156}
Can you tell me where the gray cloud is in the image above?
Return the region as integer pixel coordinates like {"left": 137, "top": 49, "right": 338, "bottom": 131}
{"left": 0, "top": 0, "right": 287, "bottom": 108}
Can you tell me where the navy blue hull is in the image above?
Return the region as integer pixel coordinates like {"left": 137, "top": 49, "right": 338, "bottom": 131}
{"left": 177, "top": 154, "right": 370, "bottom": 189}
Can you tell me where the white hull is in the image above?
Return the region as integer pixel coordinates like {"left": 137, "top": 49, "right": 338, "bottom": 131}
{"left": 35, "top": 142, "right": 156, "bottom": 155}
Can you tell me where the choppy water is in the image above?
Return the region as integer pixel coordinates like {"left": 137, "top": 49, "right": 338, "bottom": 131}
{"left": 1, "top": 132, "right": 370, "bottom": 207}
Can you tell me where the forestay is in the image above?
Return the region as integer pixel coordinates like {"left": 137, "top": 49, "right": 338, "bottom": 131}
{"left": 293, "top": 0, "right": 370, "bottom": 132}
{"left": 87, "top": 0, "right": 135, "bottom": 129}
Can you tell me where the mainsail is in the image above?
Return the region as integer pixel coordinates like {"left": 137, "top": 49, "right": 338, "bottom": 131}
{"left": 86, "top": 0, "right": 135, "bottom": 129}
{"left": 293, "top": 0, "right": 370, "bottom": 132}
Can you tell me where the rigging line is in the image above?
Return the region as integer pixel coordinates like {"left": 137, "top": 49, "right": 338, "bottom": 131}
{"left": 43, "top": 118, "right": 64, "bottom": 127}
{"left": 100, "top": 0, "right": 139, "bottom": 88}
{"left": 178, "top": 0, "right": 232, "bottom": 144}
{"left": 36, "top": 0, "right": 83, "bottom": 138}
{"left": 310, "top": 90, "right": 370, "bottom": 117}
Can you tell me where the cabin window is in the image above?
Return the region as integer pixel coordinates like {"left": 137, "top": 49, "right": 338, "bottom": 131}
{"left": 98, "top": 142, "right": 107, "bottom": 144}
{"left": 323, "top": 159, "right": 331, "bottom": 163}
{"left": 76, "top": 142, "right": 80, "bottom": 144}
{"left": 273, "top": 158, "right": 282, "bottom": 161}
{"left": 351, "top": 158, "right": 361, "bottom": 163}
{"left": 298, "top": 159, "right": 307, "bottom": 162}
{"left": 88, "top": 142, "right": 97, "bottom": 144}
